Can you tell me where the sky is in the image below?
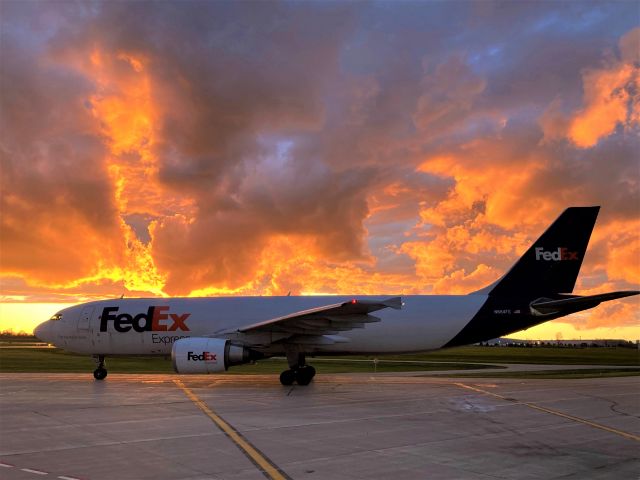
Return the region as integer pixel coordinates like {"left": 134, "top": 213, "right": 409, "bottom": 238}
{"left": 1, "top": 1, "right": 638, "bottom": 339}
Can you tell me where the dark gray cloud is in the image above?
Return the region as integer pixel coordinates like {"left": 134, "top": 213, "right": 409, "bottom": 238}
{"left": 1, "top": 11, "right": 122, "bottom": 283}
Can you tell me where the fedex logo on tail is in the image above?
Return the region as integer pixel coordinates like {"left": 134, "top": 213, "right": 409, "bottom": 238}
{"left": 535, "top": 247, "right": 579, "bottom": 261}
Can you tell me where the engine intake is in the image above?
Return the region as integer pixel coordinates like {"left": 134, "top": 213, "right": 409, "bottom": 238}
{"left": 172, "top": 337, "right": 259, "bottom": 374}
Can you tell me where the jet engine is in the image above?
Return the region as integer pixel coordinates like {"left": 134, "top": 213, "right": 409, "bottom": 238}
{"left": 172, "top": 337, "right": 259, "bottom": 374}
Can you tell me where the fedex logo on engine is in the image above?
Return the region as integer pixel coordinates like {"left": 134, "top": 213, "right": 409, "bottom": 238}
{"left": 535, "top": 247, "right": 579, "bottom": 261}
{"left": 187, "top": 351, "right": 217, "bottom": 362}
{"left": 99, "top": 306, "right": 190, "bottom": 333}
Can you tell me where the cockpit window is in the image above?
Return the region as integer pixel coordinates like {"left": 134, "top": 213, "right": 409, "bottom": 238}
{"left": 50, "top": 313, "right": 63, "bottom": 321}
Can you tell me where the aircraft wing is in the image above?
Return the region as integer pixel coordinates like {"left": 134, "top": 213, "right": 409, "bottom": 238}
{"left": 236, "top": 297, "right": 402, "bottom": 338}
{"left": 530, "top": 291, "right": 639, "bottom": 315}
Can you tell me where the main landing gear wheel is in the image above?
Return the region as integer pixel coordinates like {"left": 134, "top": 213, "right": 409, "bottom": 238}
{"left": 295, "top": 366, "right": 315, "bottom": 386}
{"left": 279, "top": 363, "right": 317, "bottom": 386}
{"left": 279, "top": 369, "right": 296, "bottom": 386}
{"left": 93, "top": 355, "right": 107, "bottom": 380}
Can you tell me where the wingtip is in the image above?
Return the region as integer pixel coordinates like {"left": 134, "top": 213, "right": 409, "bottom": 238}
{"left": 386, "top": 296, "right": 403, "bottom": 309}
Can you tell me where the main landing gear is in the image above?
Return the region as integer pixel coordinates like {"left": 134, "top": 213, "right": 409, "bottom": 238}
{"left": 280, "top": 352, "right": 316, "bottom": 386}
{"left": 93, "top": 355, "right": 107, "bottom": 380}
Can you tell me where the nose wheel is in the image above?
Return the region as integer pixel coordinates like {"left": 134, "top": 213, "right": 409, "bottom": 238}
{"left": 93, "top": 355, "right": 108, "bottom": 380}
{"left": 280, "top": 352, "right": 316, "bottom": 386}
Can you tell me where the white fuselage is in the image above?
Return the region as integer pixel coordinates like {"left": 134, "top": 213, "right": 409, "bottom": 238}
{"left": 36, "top": 295, "right": 488, "bottom": 356}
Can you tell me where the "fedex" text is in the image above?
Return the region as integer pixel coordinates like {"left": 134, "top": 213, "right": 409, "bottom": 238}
{"left": 187, "top": 351, "right": 217, "bottom": 361}
{"left": 534, "top": 247, "right": 579, "bottom": 261}
{"left": 99, "top": 306, "right": 191, "bottom": 333}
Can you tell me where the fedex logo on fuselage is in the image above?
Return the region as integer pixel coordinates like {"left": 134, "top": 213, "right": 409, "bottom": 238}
{"left": 99, "top": 306, "right": 190, "bottom": 333}
{"left": 535, "top": 247, "right": 579, "bottom": 261}
{"left": 187, "top": 351, "right": 217, "bottom": 362}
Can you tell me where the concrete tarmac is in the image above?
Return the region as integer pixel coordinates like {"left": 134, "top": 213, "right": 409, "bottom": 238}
{"left": 0, "top": 373, "right": 638, "bottom": 480}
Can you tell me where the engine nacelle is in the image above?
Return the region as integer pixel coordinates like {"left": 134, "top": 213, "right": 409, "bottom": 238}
{"left": 172, "top": 337, "right": 255, "bottom": 374}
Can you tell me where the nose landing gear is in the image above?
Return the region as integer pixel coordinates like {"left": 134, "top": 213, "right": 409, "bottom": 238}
{"left": 93, "top": 355, "right": 107, "bottom": 380}
{"left": 279, "top": 352, "right": 316, "bottom": 386}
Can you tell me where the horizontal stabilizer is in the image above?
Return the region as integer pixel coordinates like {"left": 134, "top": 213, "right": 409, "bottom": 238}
{"left": 530, "top": 291, "right": 639, "bottom": 316}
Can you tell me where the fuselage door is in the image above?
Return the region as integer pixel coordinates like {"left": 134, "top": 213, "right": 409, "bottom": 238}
{"left": 77, "top": 306, "right": 94, "bottom": 331}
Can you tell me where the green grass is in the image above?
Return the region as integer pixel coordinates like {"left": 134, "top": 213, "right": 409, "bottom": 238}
{"left": 0, "top": 347, "right": 498, "bottom": 374}
{"left": 388, "top": 346, "right": 640, "bottom": 366}
{"left": 0, "top": 345, "right": 637, "bottom": 375}
{"left": 441, "top": 368, "right": 640, "bottom": 379}
{"left": 0, "top": 348, "right": 174, "bottom": 373}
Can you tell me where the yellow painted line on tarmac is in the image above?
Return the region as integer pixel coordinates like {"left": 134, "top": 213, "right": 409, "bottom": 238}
{"left": 174, "top": 379, "right": 290, "bottom": 480}
{"left": 454, "top": 382, "right": 640, "bottom": 442}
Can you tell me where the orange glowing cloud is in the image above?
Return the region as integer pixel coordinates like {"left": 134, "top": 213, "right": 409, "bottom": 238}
{"left": 584, "top": 218, "right": 640, "bottom": 286}
{"left": 62, "top": 47, "right": 200, "bottom": 296}
{"left": 579, "top": 299, "right": 639, "bottom": 329}
{"left": 566, "top": 28, "right": 640, "bottom": 148}
{"left": 85, "top": 50, "right": 168, "bottom": 295}
{"left": 569, "top": 64, "right": 637, "bottom": 148}
{"left": 408, "top": 123, "right": 639, "bottom": 305}
{"left": 399, "top": 151, "right": 544, "bottom": 294}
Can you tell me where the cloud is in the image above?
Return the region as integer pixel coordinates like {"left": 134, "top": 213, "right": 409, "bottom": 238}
{"left": 151, "top": 161, "right": 375, "bottom": 295}
{"left": 568, "top": 62, "right": 638, "bottom": 148}
{"left": 0, "top": 2, "right": 638, "bottom": 338}
{"left": 413, "top": 54, "right": 487, "bottom": 135}
{"left": 0, "top": 26, "right": 124, "bottom": 285}
{"left": 539, "top": 27, "right": 640, "bottom": 148}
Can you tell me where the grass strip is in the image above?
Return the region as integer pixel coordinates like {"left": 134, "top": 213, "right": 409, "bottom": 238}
{"left": 440, "top": 368, "right": 640, "bottom": 379}
{"left": 1, "top": 345, "right": 637, "bottom": 374}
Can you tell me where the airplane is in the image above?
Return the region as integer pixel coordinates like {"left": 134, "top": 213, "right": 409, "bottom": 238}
{"left": 34, "top": 206, "right": 638, "bottom": 385}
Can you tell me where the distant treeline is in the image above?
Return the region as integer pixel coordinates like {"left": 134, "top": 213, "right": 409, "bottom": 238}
{"left": 0, "top": 331, "right": 37, "bottom": 339}
{"left": 478, "top": 340, "right": 638, "bottom": 349}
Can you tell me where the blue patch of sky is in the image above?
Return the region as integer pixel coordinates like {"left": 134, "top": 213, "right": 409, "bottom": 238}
{"left": 562, "top": 7, "right": 608, "bottom": 31}
{"left": 338, "top": 1, "right": 454, "bottom": 76}
{"left": 365, "top": 221, "right": 418, "bottom": 275}
{"left": 123, "top": 214, "right": 154, "bottom": 244}
{"left": 529, "top": 7, "right": 607, "bottom": 34}
{"left": 528, "top": 3, "right": 636, "bottom": 38}
{"left": 2, "top": 2, "right": 97, "bottom": 55}
{"left": 468, "top": 44, "right": 505, "bottom": 73}
{"left": 373, "top": 250, "right": 417, "bottom": 276}
{"left": 366, "top": 218, "right": 429, "bottom": 254}
{"left": 257, "top": 135, "right": 295, "bottom": 171}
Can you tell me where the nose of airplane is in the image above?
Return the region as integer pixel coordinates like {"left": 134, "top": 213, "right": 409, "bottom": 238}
{"left": 34, "top": 321, "right": 51, "bottom": 343}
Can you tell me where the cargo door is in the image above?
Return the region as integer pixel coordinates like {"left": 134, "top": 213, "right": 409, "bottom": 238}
{"left": 77, "top": 306, "right": 94, "bottom": 331}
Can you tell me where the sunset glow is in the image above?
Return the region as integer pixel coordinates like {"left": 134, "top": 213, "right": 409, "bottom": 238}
{"left": 1, "top": 3, "right": 638, "bottom": 339}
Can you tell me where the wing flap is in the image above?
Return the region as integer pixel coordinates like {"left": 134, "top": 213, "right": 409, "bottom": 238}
{"left": 288, "top": 335, "right": 351, "bottom": 345}
{"left": 237, "top": 297, "right": 401, "bottom": 337}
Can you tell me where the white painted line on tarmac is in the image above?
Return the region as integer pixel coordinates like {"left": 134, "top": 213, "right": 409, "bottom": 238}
{"left": 20, "top": 467, "right": 48, "bottom": 475}
{"left": 1, "top": 461, "right": 84, "bottom": 479}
